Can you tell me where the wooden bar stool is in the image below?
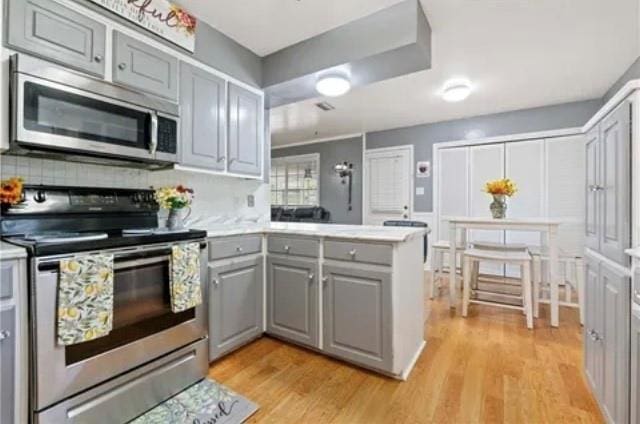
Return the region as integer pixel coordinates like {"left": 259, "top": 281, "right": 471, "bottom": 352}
{"left": 462, "top": 248, "right": 534, "bottom": 329}
{"left": 430, "top": 240, "right": 465, "bottom": 299}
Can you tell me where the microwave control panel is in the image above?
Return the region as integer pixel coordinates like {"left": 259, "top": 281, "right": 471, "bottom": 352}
{"left": 157, "top": 117, "right": 178, "bottom": 154}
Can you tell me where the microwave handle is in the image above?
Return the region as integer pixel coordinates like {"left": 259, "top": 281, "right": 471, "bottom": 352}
{"left": 149, "top": 111, "right": 158, "bottom": 155}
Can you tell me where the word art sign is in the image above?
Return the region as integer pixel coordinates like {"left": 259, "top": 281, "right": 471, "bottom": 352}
{"left": 89, "top": 0, "right": 197, "bottom": 52}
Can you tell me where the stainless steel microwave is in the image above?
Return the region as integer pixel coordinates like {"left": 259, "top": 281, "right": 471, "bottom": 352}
{"left": 10, "top": 54, "right": 179, "bottom": 168}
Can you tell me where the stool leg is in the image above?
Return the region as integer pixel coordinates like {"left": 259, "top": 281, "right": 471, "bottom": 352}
{"left": 532, "top": 255, "right": 541, "bottom": 319}
{"left": 471, "top": 261, "right": 480, "bottom": 290}
{"left": 430, "top": 250, "right": 439, "bottom": 300}
{"left": 462, "top": 256, "right": 472, "bottom": 318}
{"left": 575, "top": 258, "right": 586, "bottom": 326}
{"left": 523, "top": 261, "right": 533, "bottom": 329}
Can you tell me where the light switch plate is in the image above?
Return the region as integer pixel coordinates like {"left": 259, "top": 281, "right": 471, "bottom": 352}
{"left": 416, "top": 187, "right": 425, "bottom": 196}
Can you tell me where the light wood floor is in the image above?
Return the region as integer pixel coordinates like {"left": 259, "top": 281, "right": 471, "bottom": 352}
{"left": 208, "top": 274, "right": 603, "bottom": 423}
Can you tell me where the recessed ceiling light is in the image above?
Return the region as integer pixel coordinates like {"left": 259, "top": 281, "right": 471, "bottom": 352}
{"left": 316, "top": 75, "right": 351, "bottom": 97}
{"left": 442, "top": 79, "right": 472, "bottom": 102}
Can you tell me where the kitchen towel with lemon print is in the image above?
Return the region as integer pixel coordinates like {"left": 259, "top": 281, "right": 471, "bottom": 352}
{"left": 170, "top": 243, "right": 202, "bottom": 313}
{"left": 58, "top": 254, "right": 114, "bottom": 345}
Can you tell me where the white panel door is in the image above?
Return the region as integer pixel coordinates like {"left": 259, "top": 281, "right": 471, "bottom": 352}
{"left": 545, "top": 135, "right": 586, "bottom": 256}
{"left": 364, "top": 147, "right": 412, "bottom": 225}
{"left": 469, "top": 143, "right": 505, "bottom": 275}
{"left": 505, "top": 139, "right": 544, "bottom": 277}
{"left": 437, "top": 147, "right": 469, "bottom": 241}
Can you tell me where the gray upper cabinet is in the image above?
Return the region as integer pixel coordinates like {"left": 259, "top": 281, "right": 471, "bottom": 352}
{"left": 599, "top": 102, "right": 631, "bottom": 266}
{"left": 585, "top": 127, "right": 600, "bottom": 252}
{"left": 322, "top": 264, "right": 392, "bottom": 372}
{"left": 180, "top": 63, "right": 226, "bottom": 170}
{"left": 584, "top": 256, "right": 603, "bottom": 399}
{"left": 0, "top": 307, "right": 16, "bottom": 424}
{"left": 599, "top": 261, "right": 630, "bottom": 424}
{"left": 631, "top": 310, "right": 640, "bottom": 424}
{"left": 6, "top": 0, "right": 106, "bottom": 77}
{"left": 228, "top": 83, "right": 262, "bottom": 176}
{"left": 112, "top": 31, "right": 178, "bottom": 100}
{"left": 266, "top": 256, "right": 318, "bottom": 348}
{"left": 209, "top": 256, "right": 263, "bottom": 361}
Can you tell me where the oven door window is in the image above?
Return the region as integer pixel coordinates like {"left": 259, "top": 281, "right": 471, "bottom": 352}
{"left": 23, "top": 81, "right": 151, "bottom": 148}
{"left": 65, "top": 256, "right": 195, "bottom": 365}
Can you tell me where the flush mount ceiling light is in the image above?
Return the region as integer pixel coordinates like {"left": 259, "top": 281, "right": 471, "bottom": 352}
{"left": 316, "top": 75, "right": 351, "bottom": 97}
{"left": 442, "top": 79, "right": 472, "bottom": 102}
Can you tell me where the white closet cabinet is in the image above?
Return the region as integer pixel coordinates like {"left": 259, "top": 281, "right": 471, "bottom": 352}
{"left": 437, "top": 148, "right": 469, "bottom": 241}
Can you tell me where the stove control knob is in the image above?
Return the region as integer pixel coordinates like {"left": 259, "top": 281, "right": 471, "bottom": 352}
{"left": 33, "top": 191, "right": 47, "bottom": 203}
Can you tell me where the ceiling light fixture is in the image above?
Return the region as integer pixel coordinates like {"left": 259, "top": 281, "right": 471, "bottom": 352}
{"left": 316, "top": 75, "right": 351, "bottom": 97}
{"left": 442, "top": 79, "right": 472, "bottom": 102}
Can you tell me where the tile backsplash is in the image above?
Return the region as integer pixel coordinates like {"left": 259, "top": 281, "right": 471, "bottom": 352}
{"left": 0, "top": 155, "right": 270, "bottom": 223}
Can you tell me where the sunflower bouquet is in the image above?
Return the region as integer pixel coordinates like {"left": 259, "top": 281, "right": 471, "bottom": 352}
{"left": 0, "top": 177, "right": 24, "bottom": 206}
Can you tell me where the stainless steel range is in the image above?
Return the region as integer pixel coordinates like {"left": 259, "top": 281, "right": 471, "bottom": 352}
{"left": 1, "top": 185, "right": 209, "bottom": 423}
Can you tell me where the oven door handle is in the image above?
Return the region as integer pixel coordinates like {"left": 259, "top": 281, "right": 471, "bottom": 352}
{"left": 115, "top": 255, "right": 170, "bottom": 270}
{"left": 149, "top": 111, "right": 158, "bottom": 155}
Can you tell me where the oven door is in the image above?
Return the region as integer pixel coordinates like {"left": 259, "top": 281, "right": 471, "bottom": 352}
{"left": 32, "top": 243, "right": 208, "bottom": 411}
{"left": 13, "top": 72, "right": 163, "bottom": 162}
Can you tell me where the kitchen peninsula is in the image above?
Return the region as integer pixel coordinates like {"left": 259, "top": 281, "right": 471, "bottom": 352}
{"left": 204, "top": 222, "right": 427, "bottom": 379}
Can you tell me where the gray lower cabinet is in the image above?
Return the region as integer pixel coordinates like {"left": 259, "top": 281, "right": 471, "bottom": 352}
{"left": 584, "top": 255, "right": 631, "bottom": 424}
{"left": 180, "top": 62, "right": 227, "bottom": 170}
{"left": 6, "top": 0, "right": 106, "bottom": 77}
{"left": 112, "top": 31, "right": 178, "bottom": 100}
{"left": 209, "top": 256, "right": 263, "bottom": 361}
{"left": 631, "top": 309, "right": 640, "bottom": 424}
{"left": 0, "top": 306, "right": 16, "bottom": 424}
{"left": 322, "top": 264, "right": 392, "bottom": 372}
{"left": 266, "top": 255, "right": 318, "bottom": 348}
{"left": 227, "top": 83, "right": 262, "bottom": 176}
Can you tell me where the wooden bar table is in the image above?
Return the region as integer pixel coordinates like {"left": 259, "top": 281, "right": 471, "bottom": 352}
{"left": 447, "top": 217, "right": 563, "bottom": 327}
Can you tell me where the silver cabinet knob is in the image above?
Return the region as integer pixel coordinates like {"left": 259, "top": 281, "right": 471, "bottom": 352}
{"left": 322, "top": 277, "right": 328, "bottom": 283}
{"left": 308, "top": 273, "right": 314, "bottom": 281}
{"left": 349, "top": 249, "right": 357, "bottom": 257}
{"left": 212, "top": 278, "right": 219, "bottom": 286}
{"left": 284, "top": 245, "right": 290, "bottom": 252}
{"left": 118, "top": 63, "right": 127, "bottom": 71}
{"left": 0, "top": 330, "right": 10, "bottom": 341}
{"left": 217, "top": 156, "right": 226, "bottom": 163}
{"left": 236, "top": 246, "right": 244, "bottom": 253}
{"left": 94, "top": 55, "right": 103, "bottom": 63}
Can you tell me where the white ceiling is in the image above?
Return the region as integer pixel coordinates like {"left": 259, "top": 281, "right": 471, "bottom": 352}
{"left": 176, "top": 0, "right": 404, "bottom": 56}
{"left": 179, "top": 0, "right": 640, "bottom": 146}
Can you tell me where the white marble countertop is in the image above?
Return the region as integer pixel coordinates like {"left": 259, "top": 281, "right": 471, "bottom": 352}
{"left": 0, "top": 241, "right": 27, "bottom": 260}
{"left": 202, "top": 222, "right": 428, "bottom": 242}
{"left": 625, "top": 247, "right": 640, "bottom": 259}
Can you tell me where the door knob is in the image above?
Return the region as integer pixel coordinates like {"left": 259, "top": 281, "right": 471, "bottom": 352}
{"left": 0, "top": 330, "right": 10, "bottom": 341}
{"left": 118, "top": 63, "right": 127, "bottom": 71}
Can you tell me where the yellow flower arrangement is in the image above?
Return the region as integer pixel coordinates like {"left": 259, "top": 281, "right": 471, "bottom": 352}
{"left": 154, "top": 185, "right": 194, "bottom": 210}
{"left": 0, "top": 177, "right": 24, "bottom": 205}
{"left": 484, "top": 178, "right": 517, "bottom": 197}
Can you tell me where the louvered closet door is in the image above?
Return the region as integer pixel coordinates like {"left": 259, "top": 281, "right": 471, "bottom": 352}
{"left": 505, "top": 139, "right": 544, "bottom": 277}
{"left": 469, "top": 144, "right": 505, "bottom": 276}
{"left": 364, "top": 147, "right": 412, "bottom": 225}
{"left": 437, "top": 147, "right": 469, "bottom": 241}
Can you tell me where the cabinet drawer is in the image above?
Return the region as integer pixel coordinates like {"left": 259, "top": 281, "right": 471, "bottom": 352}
{"left": 6, "top": 0, "right": 106, "bottom": 77}
{"left": 208, "top": 235, "right": 262, "bottom": 261}
{"left": 0, "top": 263, "right": 15, "bottom": 300}
{"left": 113, "top": 31, "right": 178, "bottom": 100}
{"left": 324, "top": 240, "right": 392, "bottom": 266}
{"left": 268, "top": 236, "right": 318, "bottom": 258}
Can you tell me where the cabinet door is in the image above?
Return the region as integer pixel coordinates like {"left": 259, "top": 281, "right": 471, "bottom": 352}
{"left": 0, "top": 307, "right": 16, "bottom": 424}
{"left": 209, "top": 257, "right": 264, "bottom": 361}
{"left": 266, "top": 256, "right": 318, "bottom": 348}
{"left": 6, "top": 0, "right": 106, "bottom": 77}
{"left": 228, "top": 83, "right": 262, "bottom": 176}
{"left": 631, "top": 310, "right": 640, "bottom": 424}
{"left": 437, "top": 147, "right": 469, "bottom": 241}
{"left": 113, "top": 31, "right": 178, "bottom": 100}
{"left": 600, "top": 261, "right": 631, "bottom": 424}
{"left": 180, "top": 63, "right": 226, "bottom": 170}
{"left": 599, "top": 102, "right": 631, "bottom": 266}
{"left": 584, "top": 256, "right": 603, "bottom": 399}
{"left": 322, "top": 264, "right": 392, "bottom": 371}
{"left": 585, "top": 127, "right": 600, "bottom": 251}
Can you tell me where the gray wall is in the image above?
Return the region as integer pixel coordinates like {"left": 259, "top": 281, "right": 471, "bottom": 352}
{"left": 72, "top": 0, "right": 262, "bottom": 87}
{"left": 366, "top": 98, "right": 603, "bottom": 212}
{"left": 603, "top": 56, "right": 640, "bottom": 103}
{"left": 272, "top": 136, "right": 363, "bottom": 225}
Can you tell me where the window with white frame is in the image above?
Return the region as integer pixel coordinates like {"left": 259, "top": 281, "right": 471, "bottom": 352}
{"left": 271, "top": 154, "right": 320, "bottom": 206}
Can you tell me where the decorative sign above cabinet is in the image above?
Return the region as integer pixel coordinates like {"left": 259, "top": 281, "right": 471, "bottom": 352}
{"left": 88, "top": 0, "right": 197, "bottom": 52}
